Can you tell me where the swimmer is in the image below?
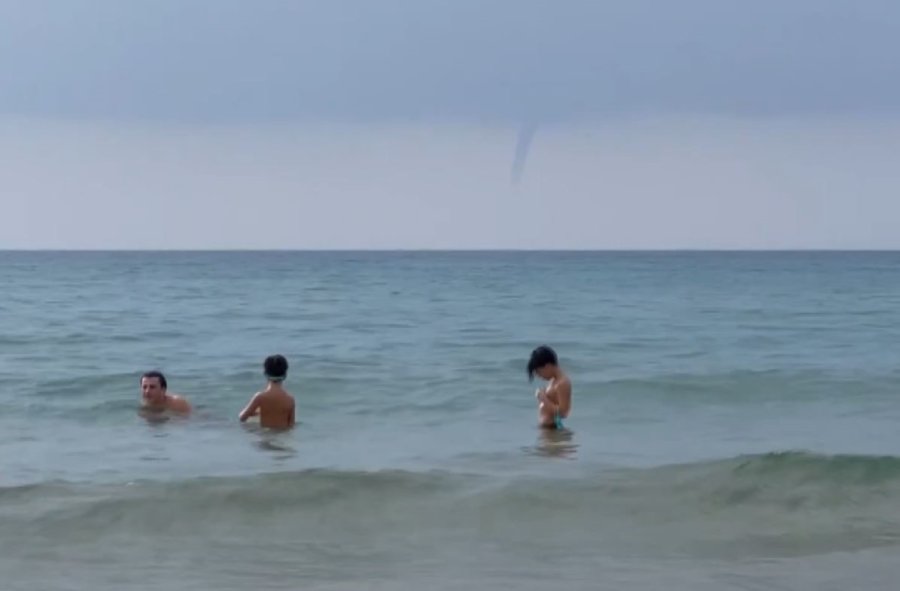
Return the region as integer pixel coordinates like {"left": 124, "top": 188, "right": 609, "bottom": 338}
{"left": 140, "top": 371, "right": 191, "bottom": 414}
{"left": 527, "top": 345, "right": 572, "bottom": 429}
{"left": 239, "top": 354, "right": 296, "bottom": 430}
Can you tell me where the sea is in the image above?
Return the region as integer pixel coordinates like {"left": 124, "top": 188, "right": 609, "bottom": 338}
{"left": 1, "top": 250, "right": 899, "bottom": 590}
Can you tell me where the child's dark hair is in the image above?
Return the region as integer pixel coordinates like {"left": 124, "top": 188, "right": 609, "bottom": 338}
{"left": 264, "top": 355, "right": 289, "bottom": 381}
{"left": 527, "top": 345, "right": 558, "bottom": 381}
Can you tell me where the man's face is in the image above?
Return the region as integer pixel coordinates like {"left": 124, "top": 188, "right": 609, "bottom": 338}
{"left": 141, "top": 377, "right": 166, "bottom": 404}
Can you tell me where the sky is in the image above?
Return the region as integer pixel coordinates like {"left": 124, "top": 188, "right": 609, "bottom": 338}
{"left": 2, "top": 0, "right": 900, "bottom": 249}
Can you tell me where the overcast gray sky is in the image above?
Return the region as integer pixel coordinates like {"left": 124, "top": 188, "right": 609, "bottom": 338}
{"left": 3, "top": 0, "right": 900, "bottom": 249}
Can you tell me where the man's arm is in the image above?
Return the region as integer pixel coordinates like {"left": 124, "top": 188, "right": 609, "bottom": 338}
{"left": 239, "top": 394, "right": 261, "bottom": 422}
{"left": 287, "top": 403, "right": 295, "bottom": 427}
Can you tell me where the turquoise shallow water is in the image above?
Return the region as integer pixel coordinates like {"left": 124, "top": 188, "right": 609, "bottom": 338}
{"left": 2, "top": 251, "right": 900, "bottom": 590}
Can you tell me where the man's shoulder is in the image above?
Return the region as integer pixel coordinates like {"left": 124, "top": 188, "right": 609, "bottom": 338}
{"left": 167, "top": 393, "right": 191, "bottom": 412}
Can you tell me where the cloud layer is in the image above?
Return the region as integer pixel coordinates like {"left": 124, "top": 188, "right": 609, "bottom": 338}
{"left": 2, "top": 0, "right": 899, "bottom": 124}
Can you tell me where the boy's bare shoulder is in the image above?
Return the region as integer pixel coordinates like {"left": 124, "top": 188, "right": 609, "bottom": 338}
{"left": 266, "top": 389, "right": 295, "bottom": 404}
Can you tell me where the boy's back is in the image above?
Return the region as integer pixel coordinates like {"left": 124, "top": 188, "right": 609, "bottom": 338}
{"left": 250, "top": 386, "right": 295, "bottom": 429}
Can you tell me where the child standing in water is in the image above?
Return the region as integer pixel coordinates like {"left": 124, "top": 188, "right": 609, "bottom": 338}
{"left": 527, "top": 345, "right": 572, "bottom": 429}
{"left": 239, "top": 354, "right": 296, "bottom": 429}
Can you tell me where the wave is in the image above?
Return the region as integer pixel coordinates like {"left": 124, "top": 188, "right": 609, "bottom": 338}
{"left": 6, "top": 451, "right": 900, "bottom": 507}
{"left": 725, "top": 450, "right": 900, "bottom": 485}
{"left": 5, "top": 452, "right": 900, "bottom": 559}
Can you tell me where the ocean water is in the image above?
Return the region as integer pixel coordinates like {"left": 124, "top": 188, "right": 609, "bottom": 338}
{"left": 1, "top": 250, "right": 899, "bottom": 590}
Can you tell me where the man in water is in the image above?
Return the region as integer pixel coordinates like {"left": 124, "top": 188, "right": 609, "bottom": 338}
{"left": 527, "top": 345, "right": 572, "bottom": 429}
{"left": 140, "top": 370, "right": 191, "bottom": 414}
{"left": 239, "top": 354, "right": 296, "bottom": 429}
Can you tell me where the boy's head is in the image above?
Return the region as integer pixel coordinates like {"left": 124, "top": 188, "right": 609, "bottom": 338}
{"left": 527, "top": 345, "right": 558, "bottom": 381}
{"left": 264, "top": 355, "right": 289, "bottom": 382}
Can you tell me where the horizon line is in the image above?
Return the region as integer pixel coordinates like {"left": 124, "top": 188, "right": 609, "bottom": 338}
{"left": 2, "top": 248, "right": 899, "bottom": 254}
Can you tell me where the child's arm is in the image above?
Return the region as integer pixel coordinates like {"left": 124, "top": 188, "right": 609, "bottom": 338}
{"left": 538, "top": 383, "right": 571, "bottom": 417}
{"left": 554, "top": 381, "right": 572, "bottom": 418}
{"left": 537, "top": 388, "right": 558, "bottom": 404}
{"left": 239, "top": 393, "right": 261, "bottom": 422}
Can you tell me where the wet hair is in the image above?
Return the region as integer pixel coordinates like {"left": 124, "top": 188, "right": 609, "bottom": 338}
{"left": 264, "top": 354, "right": 289, "bottom": 382}
{"left": 141, "top": 370, "right": 167, "bottom": 389}
{"left": 527, "top": 345, "right": 558, "bottom": 381}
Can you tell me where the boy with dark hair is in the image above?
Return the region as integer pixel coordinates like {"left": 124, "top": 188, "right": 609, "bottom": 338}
{"left": 239, "top": 355, "right": 296, "bottom": 429}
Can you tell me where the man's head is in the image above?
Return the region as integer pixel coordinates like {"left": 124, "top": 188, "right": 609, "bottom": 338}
{"left": 527, "top": 345, "right": 558, "bottom": 381}
{"left": 141, "top": 371, "right": 168, "bottom": 404}
{"left": 264, "top": 355, "right": 289, "bottom": 382}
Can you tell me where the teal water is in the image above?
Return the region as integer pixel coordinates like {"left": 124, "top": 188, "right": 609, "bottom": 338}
{"left": 2, "top": 251, "right": 900, "bottom": 590}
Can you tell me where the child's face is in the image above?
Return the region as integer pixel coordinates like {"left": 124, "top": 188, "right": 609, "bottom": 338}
{"left": 536, "top": 365, "right": 554, "bottom": 380}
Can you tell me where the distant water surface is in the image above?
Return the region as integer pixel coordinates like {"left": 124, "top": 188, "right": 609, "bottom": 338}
{"left": 1, "top": 251, "right": 899, "bottom": 590}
